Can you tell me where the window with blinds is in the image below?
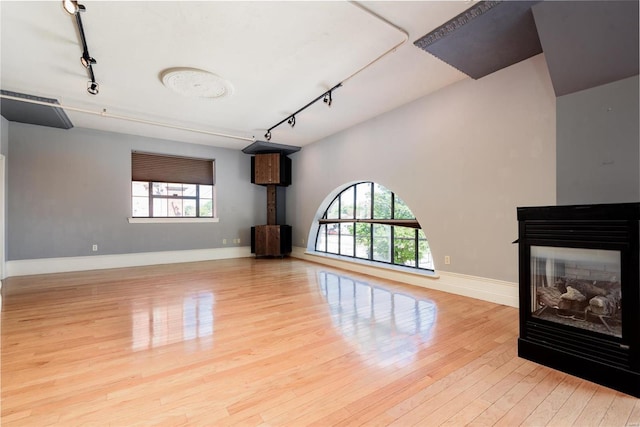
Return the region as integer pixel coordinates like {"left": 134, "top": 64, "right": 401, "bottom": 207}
{"left": 131, "top": 152, "right": 215, "bottom": 218}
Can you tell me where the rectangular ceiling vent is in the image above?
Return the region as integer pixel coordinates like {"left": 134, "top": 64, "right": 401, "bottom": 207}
{"left": 0, "top": 90, "right": 73, "bottom": 129}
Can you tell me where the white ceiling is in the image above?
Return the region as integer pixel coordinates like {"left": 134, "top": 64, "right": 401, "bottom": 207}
{"left": 1, "top": 1, "right": 475, "bottom": 150}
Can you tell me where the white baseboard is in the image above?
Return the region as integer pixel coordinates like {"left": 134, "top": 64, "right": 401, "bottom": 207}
{"left": 290, "top": 246, "right": 518, "bottom": 308}
{"left": 6, "top": 246, "right": 252, "bottom": 277}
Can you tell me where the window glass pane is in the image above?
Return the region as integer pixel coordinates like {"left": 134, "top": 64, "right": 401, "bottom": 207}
{"left": 373, "top": 184, "right": 391, "bottom": 219}
{"left": 326, "top": 200, "right": 340, "bottom": 219}
{"left": 132, "top": 196, "right": 149, "bottom": 217}
{"left": 183, "top": 200, "right": 196, "bottom": 217}
{"left": 199, "top": 199, "right": 213, "bottom": 217}
{"left": 372, "top": 224, "right": 391, "bottom": 262}
{"left": 316, "top": 224, "right": 327, "bottom": 251}
{"left": 340, "top": 186, "right": 355, "bottom": 219}
{"left": 153, "top": 198, "right": 168, "bottom": 217}
{"left": 327, "top": 224, "right": 339, "bottom": 254}
{"left": 394, "top": 195, "right": 414, "bottom": 220}
{"left": 340, "top": 223, "right": 354, "bottom": 256}
{"left": 394, "top": 226, "right": 416, "bottom": 267}
{"left": 167, "top": 183, "right": 183, "bottom": 197}
{"left": 168, "top": 199, "right": 183, "bottom": 217}
{"left": 355, "top": 182, "right": 372, "bottom": 219}
{"left": 152, "top": 182, "right": 167, "bottom": 196}
{"left": 132, "top": 181, "right": 148, "bottom": 197}
{"left": 183, "top": 184, "right": 197, "bottom": 197}
{"left": 199, "top": 185, "right": 212, "bottom": 198}
{"left": 355, "top": 223, "right": 371, "bottom": 259}
{"left": 418, "top": 229, "right": 434, "bottom": 270}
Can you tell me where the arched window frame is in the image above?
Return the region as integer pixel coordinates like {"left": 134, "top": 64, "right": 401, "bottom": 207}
{"left": 314, "top": 182, "right": 433, "bottom": 271}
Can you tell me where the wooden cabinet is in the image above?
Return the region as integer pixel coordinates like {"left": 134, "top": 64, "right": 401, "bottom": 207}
{"left": 248, "top": 151, "right": 294, "bottom": 257}
{"left": 251, "top": 153, "right": 291, "bottom": 186}
{"left": 251, "top": 225, "right": 292, "bottom": 257}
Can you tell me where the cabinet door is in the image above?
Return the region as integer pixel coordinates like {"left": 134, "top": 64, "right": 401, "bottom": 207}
{"left": 254, "top": 225, "right": 282, "bottom": 256}
{"left": 254, "top": 153, "right": 281, "bottom": 185}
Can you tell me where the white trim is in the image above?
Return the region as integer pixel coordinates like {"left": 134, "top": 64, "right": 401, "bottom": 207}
{"left": 291, "top": 247, "right": 518, "bottom": 308}
{"left": 6, "top": 247, "right": 252, "bottom": 277}
{"left": 128, "top": 217, "right": 220, "bottom": 224}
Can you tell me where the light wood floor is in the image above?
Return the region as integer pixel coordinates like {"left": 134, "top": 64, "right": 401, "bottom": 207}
{"left": 2, "top": 258, "right": 638, "bottom": 426}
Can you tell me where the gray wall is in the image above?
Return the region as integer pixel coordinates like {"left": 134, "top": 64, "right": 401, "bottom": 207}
{"left": 1, "top": 116, "right": 8, "bottom": 155}
{"left": 1, "top": 116, "right": 8, "bottom": 274}
{"left": 7, "top": 123, "right": 265, "bottom": 260}
{"left": 556, "top": 75, "right": 640, "bottom": 204}
{"left": 287, "top": 54, "right": 556, "bottom": 283}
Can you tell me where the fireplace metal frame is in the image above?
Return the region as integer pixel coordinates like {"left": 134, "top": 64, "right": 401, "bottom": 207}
{"left": 517, "top": 202, "right": 640, "bottom": 397}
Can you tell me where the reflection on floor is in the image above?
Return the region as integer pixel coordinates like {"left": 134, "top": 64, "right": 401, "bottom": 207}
{"left": 131, "top": 292, "right": 214, "bottom": 351}
{"left": 318, "top": 271, "right": 437, "bottom": 368}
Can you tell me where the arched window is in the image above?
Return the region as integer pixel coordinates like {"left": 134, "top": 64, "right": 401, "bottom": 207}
{"left": 315, "top": 182, "right": 433, "bottom": 271}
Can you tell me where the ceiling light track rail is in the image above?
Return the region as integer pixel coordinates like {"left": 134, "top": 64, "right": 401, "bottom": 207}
{"left": 0, "top": 94, "right": 255, "bottom": 143}
{"left": 63, "top": 0, "right": 99, "bottom": 95}
{"left": 264, "top": 83, "right": 342, "bottom": 141}
{"left": 263, "top": 1, "right": 409, "bottom": 142}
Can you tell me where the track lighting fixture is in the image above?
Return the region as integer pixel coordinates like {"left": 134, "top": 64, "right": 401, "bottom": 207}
{"left": 62, "top": 0, "right": 85, "bottom": 15}
{"left": 63, "top": 0, "right": 99, "bottom": 95}
{"left": 264, "top": 82, "right": 342, "bottom": 142}
{"left": 323, "top": 90, "right": 332, "bottom": 107}
{"left": 87, "top": 80, "right": 99, "bottom": 95}
{"left": 81, "top": 54, "right": 96, "bottom": 68}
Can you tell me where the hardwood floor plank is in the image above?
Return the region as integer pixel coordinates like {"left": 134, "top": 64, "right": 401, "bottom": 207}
{"left": 468, "top": 363, "right": 553, "bottom": 425}
{"left": 1, "top": 258, "right": 637, "bottom": 426}
{"left": 545, "top": 378, "right": 599, "bottom": 427}
{"left": 572, "top": 384, "right": 617, "bottom": 427}
{"left": 627, "top": 397, "right": 640, "bottom": 426}
{"left": 599, "top": 391, "right": 638, "bottom": 427}
{"left": 520, "top": 372, "right": 582, "bottom": 426}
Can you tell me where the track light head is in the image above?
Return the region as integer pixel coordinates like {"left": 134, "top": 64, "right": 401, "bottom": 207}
{"left": 87, "top": 80, "right": 99, "bottom": 95}
{"left": 62, "top": 0, "right": 85, "bottom": 15}
{"left": 264, "top": 130, "right": 272, "bottom": 141}
{"left": 80, "top": 55, "right": 96, "bottom": 68}
{"left": 323, "top": 90, "right": 332, "bottom": 107}
{"left": 287, "top": 115, "right": 296, "bottom": 128}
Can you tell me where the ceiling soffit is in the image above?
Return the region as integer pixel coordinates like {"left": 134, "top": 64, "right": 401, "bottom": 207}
{"left": 414, "top": 0, "right": 543, "bottom": 80}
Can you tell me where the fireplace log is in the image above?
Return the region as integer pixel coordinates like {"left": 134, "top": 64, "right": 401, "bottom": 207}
{"left": 589, "top": 289, "right": 621, "bottom": 316}
{"left": 559, "top": 286, "right": 587, "bottom": 311}
{"left": 561, "top": 286, "right": 586, "bottom": 302}
{"left": 564, "top": 278, "right": 610, "bottom": 299}
{"left": 537, "top": 286, "right": 562, "bottom": 308}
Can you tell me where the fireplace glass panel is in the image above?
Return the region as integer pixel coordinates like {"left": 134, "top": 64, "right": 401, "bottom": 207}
{"left": 530, "top": 246, "right": 621, "bottom": 338}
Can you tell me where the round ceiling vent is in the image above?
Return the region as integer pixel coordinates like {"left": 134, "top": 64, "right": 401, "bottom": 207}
{"left": 160, "top": 68, "right": 233, "bottom": 99}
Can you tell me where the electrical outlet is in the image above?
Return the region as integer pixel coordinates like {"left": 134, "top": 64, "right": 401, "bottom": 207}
{"left": 444, "top": 255, "right": 451, "bottom": 265}
{"left": 236, "top": 238, "right": 241, "bottom": 244}
{"left": 223, "top": 239, "right": 227, "bottom": 244}
{"left": 92, "top": 244, "right": 98, "bottom": 252}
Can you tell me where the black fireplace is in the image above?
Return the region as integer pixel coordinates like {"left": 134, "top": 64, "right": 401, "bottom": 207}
{"left": 517, "top": 202, "right": 639, "bottom": 397}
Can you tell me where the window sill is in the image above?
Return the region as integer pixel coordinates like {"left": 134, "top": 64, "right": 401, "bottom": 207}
{"left": 305, "top": 250, "right": 438, "bottom": 279}
{"left": 128, "top": 217, "right": 220, "bottom": 224}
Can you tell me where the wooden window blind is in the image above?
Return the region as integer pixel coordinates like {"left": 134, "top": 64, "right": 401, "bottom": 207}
{"left": 131, "top": 152, "right": 214, "bottom": 185}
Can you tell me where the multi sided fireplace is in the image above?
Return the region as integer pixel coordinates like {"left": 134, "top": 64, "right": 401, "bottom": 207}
{"left": 517, "top": 202, "right": 640, "bottom": 397}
